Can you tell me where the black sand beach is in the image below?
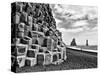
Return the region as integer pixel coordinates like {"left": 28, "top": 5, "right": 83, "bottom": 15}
{"left": 16, "top": 47, "right": 97, "bottom": 73}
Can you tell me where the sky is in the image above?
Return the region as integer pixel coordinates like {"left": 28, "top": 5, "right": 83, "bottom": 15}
{"left": 50, "top": 4, "right": 98, "bottom": 45}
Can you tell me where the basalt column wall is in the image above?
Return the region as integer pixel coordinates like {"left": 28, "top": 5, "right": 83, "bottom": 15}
{"left": 11, "top": 2, "right": 67, "bottom": 73}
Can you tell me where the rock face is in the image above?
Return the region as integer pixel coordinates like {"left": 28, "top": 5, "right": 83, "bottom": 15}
{"left": 11, "top": 2, "right": 67, "bottom": 72}
{"left": 70, "top": 38, "right": 77, "bottom": 46}
{"left": 86, "top": 40, "right": 89, "bottom": 46}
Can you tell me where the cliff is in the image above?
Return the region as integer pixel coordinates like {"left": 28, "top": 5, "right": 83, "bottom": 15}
{"left": 11, "top": 2, "right": 67, "bottom": 72}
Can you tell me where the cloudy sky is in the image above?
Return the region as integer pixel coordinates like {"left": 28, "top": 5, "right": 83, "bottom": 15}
{"left": 50, "top": 4, "right": 98, "bottom": 45}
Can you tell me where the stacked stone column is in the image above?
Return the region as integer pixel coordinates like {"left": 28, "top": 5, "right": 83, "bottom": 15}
{"left": 11, "top": 2, "right": 67, "bottom": 68}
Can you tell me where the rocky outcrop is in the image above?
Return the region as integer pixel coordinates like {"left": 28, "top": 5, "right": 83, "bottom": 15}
{"left": 70, "top": 38, "right": 77, "bottom": 46}
{"left": 86, "top": 40, "right": 89, "bottom": 46}
{"left": 11, "top": 2, "right": 67, "bottom": 71}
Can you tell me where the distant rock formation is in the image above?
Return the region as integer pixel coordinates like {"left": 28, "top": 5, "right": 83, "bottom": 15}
{"left": 70, "top": 38, "right": 77, "bottom": 46}
{"left": 86, "top": 40, "right": 89, "bottom": 46}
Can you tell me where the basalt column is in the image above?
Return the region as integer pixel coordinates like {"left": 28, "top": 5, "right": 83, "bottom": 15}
{"left": 11, "top": 2, "right": 67, "bottom": 72}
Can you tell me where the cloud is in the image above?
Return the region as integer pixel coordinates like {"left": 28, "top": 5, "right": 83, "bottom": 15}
{"left": 66, "top": 28, "right": 83, "bottom": 33}
{"left": 57, "top": 19, "right": 74, "bottom": 29}
{"left": 58, "top": 28, "right": 83, "bottom": 33}
{"left": 50, "top": 4, "right": 98, "bottom": 33}
{"left": 73, "top": 20, "right": 88, "bottom": 27}
{"left": 51, "top": 4, "right": 97, "bottom": 19}
{"left": 91, "top": 26, "right": 98, "bottom": 31}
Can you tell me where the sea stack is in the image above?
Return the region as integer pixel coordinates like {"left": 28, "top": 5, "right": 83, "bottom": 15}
{"left": 86, "top": 40, "right": 89, "bottom": 46}
{"left": 70, "top": 38, "right": 77, "bottom": 46}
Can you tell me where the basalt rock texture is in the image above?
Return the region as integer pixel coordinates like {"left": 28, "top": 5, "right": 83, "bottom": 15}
{"left": 11, "top": 2, "right": 67, "bottom": 73}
